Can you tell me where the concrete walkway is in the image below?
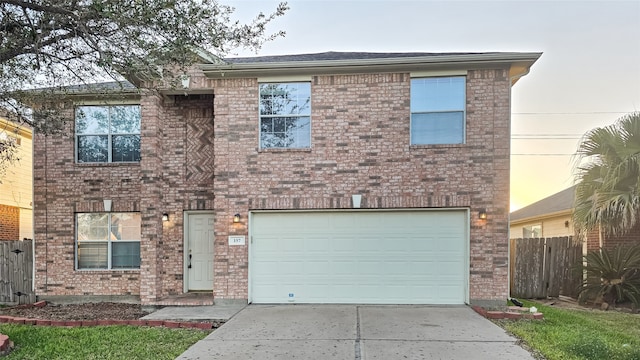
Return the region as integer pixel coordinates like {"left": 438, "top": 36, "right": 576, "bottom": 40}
{"left": 141, "top": 303, "right": 246, "bottom": 322}
{"left": 177, "top": 305, "right": 535, "bottom": 360}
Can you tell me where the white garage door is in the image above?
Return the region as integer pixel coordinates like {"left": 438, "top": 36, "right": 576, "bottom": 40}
{"left": 250, "top": 210, "right": 468, "bottom": 304}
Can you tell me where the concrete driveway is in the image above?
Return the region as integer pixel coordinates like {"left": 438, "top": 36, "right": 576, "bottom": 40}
{"left": 177, "top": 305, "right": 535, "bottom": 360}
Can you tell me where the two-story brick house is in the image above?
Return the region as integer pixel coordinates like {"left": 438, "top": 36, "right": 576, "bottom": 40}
{"left": 33, "top": 52, "right": 540, "bottom": 306}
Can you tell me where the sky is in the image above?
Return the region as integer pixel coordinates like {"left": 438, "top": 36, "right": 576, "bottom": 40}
{"left": 227, "top": 0, "right": 640, "bottom": 211}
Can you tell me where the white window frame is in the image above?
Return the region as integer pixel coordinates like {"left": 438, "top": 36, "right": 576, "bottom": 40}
{"left": 75, "top": 104, "right": 141, "bottom": 163}
{"left": 522, "top": 224, "right": 542, "bottom": 238}
{"left": 258, "top": 82, "right": 312, "bottom": 149}
{"left": 410, "top": 76, "right": 466, "bottom": 145}
{"left": 75, "top": 212, "right": 141, "bottom": 270}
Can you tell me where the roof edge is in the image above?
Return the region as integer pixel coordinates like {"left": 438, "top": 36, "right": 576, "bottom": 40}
{"left": 510, "top": 209, "right": 573, "bottom": 225}
{"left": 0, "top": 117, "right": 33, "bottom": 139}
{"left": 200, "top": 52, "right": 542, "bottom": 79}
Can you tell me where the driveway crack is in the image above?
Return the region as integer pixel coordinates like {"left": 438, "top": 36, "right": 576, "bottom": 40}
{"left": 355, "top": 305, "right": 362, "bottom": 360}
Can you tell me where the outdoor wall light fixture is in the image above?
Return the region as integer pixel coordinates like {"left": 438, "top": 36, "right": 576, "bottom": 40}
{"left": 478, "top": 209, "right": 487, "bottom": 220}
{"left": 162, "top": 213, "right": 169, "bottom": 222}
{"left": 233, "top": 213, "right": 241, "bottom": 223}
{"left": 565, "top": 220, "right": 570, "bottom": 228}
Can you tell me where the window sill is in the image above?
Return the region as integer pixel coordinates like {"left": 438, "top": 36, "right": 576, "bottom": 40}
{"left": 76, "top": 162, "right": 141, "bottom": 167}
{"left": 409, "top": 143, "right": 466, "bottom": 150}
{"left": 258, "top": 148, "right": 312, "bottom": 153}
{"left": 75, "top": 269, "right": 141, "bottom": 273}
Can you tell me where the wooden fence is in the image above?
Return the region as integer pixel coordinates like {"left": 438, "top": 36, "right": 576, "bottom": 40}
{"left": 0, "top": 240, "right": 36, "bottom": 304}
{"left": 510, "top": 236, "right": 583, "bottom": 299}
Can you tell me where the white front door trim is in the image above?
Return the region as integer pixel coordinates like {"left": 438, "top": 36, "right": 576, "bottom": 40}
{"left": 183, "top": 211, "right": 215, "bottom": 293}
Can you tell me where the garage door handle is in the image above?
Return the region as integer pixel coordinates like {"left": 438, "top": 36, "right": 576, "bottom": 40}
{"left": 188, "top": 254, "right": 192, "bottom": 269}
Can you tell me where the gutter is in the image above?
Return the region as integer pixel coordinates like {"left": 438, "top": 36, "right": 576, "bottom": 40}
{"left": 201, "top": 52, "right": 542, "bottom": 79}
{"left": 509, "top": 209, "right": 572, "bottom": 226}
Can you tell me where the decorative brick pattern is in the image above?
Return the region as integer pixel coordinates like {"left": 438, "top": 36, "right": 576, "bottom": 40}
{"left": 34, "top": 66, "right": 514, "bottom": 305}
{"left": 0, "top": 204, "right": 19, "bottom": 240}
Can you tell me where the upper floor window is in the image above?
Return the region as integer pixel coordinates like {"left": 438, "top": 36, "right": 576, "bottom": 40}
{"left": 76, "top": 212, "right": 141, "bottom": 270}
{"left": 259, "top": 82, "right": 311, "bottom": 149}
{"left": 75, "top": 105, "right": 141, "bottom": 163}
{"left": 410, "top": 77, "right": 466, "bottom": 145}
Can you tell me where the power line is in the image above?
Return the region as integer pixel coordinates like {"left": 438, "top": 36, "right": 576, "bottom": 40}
{"left": 512, "top": 133, "right": 582, "bottom": 136}
{"left": 511, "top": 153, "right": 575, "bottom": 156}
{"left": 512, "top": 137, "right": 580, "bottom": 140}
{"left": 512, "top": 111, "right": 630, "bottom": 115}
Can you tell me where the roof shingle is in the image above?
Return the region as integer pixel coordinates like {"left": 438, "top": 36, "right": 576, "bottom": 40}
{"left": 510, "top": 185, "right": 576, "bottom": 222}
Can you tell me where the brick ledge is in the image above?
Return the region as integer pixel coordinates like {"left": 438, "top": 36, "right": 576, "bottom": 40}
{"left": 472, "top": 305, "right": 544, "bottom": 320}
{"left": 0, "top": 332, "right": 13, "bottom": 355}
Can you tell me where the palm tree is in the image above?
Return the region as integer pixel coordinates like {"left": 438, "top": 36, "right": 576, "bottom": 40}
{"left": 574, "top": 112, "right": 640, "bottom": 236}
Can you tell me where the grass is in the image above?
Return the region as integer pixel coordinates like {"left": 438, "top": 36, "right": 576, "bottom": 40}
{"left": 0, "top": 324, "right": 208, "bottom": 360}
{"left": 499, "top": 301, "right": 640, "bottom": 360}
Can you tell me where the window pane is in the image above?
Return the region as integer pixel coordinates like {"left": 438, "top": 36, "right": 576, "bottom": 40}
{"left": 78, "top": 135, "right": 108, "bottom": 162}
{"left": 289, "top": 117, "right": 311, "bottom": 147}
{"left": 110, "top": 213, "right": 141, "bottom": 241}
{"left": 111, "top": 106, "right": 141, "bottom": 134}
{"left": 78, "top": 242, "right": 108, "bottom": 269}
{"left": 260, "top": 116, "right": 310, "bottom": 149}
{"left": 112, "top": 135, "right": 140, "bottom": 162}
{"left": 411, "top": 112, "right": 464, "bottom": 145}
{"left": 411, "top": 77, "right": 465, "bottom": 112}
{"left": 523, "top": 225, "right": 542, "bottom": 238}
{"left": 112, "top": 242, "right": 141, "bottom": 269}
{"left": 259, "top": 84, "right": 276, "bottom": 116}
{"left": 78, "top": 213, "right": 109, "bottom": 241}
{"left": 76, "top": 106, "right": 109, "bottom": 134}
{"left": 260, "top": 83, "right": 311, "bottom": 116}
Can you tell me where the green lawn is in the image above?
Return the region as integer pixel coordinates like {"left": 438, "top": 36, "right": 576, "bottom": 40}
{"left": 0, "top": 324, "right": 208, "bottom": 360}
{"left": 500, "top": 301, "right": 640, "bottom": 360}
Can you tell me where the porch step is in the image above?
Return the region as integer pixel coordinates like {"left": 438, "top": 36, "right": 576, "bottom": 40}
{"left": 152, "top": 293, "right": 215, "bottom": 306}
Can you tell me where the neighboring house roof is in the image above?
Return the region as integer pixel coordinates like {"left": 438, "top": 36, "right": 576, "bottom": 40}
{"left": 29, "top": 81, "right": 138, "bottom": 95}
{"left": 510, "top": 185, "right": 576, "bottom": 223}
{"left": 0, "top": 117, "right": 32, "bottom": 139}
{"left": 60, "top": 81, "right": 137, "bottom": 93}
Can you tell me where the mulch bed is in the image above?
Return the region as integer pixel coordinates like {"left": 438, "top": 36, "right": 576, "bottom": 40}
{"left": 0, "top": 302, "right": 149, "bottom": 321}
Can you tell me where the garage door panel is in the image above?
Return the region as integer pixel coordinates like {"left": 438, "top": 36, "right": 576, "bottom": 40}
{"left": 251, "top": 211, "right": 467, "bottom": 304}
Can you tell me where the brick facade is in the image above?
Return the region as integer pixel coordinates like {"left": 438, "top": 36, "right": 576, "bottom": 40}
{"left": 33, "top": 54, "right": 533, "bottom": 305}
{"left": 586, "top": 224, "right": 640, "bottom": 253}
{"left": 0, "top": 204, "right": 19, "bottom": 240}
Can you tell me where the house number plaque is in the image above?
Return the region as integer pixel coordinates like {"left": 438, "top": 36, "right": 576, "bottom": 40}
{"left": 228, "top": 236, "right": 246, "bottom": 246}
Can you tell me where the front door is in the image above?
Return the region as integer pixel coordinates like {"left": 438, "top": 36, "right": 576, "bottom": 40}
{"left": 186, "top": 213, "right": 215, "bottom": 291}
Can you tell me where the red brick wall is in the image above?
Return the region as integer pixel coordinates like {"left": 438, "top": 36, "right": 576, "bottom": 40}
{"left": 33, "top": 95, "right": 216, "bottom": 303}
{"left": 33, "top": 100, "right": 142, "bottom": 297}
{"left": 211, "top": 69, "right": 512, "bottom": 303}
{"left": 34, "top": 67, "right": 513, "bottom": 305}
{"left": 585, "top": 229, "right": 601, "bottom": 253}
{"left": 0, "top": 204, "right": 19, "bottom": 240}
{"left": 585, "top": 225, "right": 640, "bottom": 253}
{"left": 602, "top": 223, "right": 640, "bottom": 251}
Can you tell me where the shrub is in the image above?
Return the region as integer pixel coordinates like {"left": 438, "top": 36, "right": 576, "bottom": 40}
{"left": 577, "top": 244, "right": 640, "bottom": 308}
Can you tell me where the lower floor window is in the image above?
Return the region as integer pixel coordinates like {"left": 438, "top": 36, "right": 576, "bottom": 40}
{"left": 522, "top": 224, "right": 542, "bottom": 238}
{"left": 76, "top": 212, "right": 141, "bottom": 270}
